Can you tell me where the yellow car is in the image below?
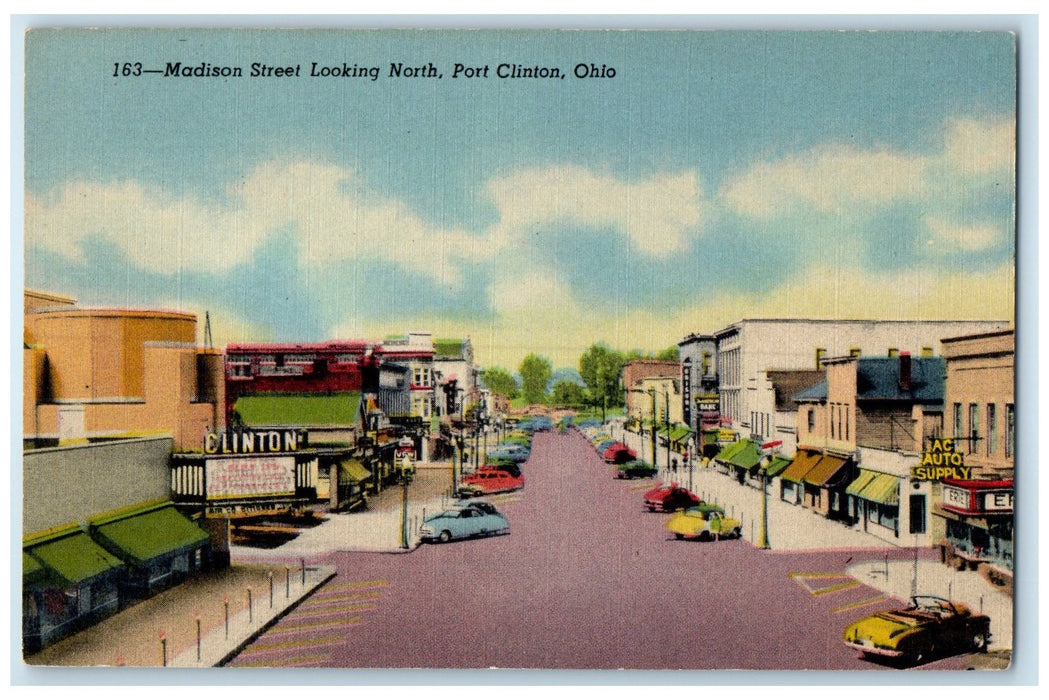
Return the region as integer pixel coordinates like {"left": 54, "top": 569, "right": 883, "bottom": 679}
{"left": 664, "top": 503, "right": 742, "bottom": 541}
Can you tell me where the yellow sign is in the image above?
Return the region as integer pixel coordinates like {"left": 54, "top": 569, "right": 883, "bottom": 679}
{"left": 912, "top": 439, "right": 969, "bottom": 480}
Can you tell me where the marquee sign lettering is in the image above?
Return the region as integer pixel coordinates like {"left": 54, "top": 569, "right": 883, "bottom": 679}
{"left": 204, "top": 429, "right": 306, "bottom": 455}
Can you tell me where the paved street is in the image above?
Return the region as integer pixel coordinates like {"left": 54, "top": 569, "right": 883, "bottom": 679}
{"left": 228, "top": 429, "right": 986, "bottom": 670}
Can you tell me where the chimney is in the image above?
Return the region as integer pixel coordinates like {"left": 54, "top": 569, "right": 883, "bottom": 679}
{"left": 899, "top": 352, "right": 912, "bottom": 393}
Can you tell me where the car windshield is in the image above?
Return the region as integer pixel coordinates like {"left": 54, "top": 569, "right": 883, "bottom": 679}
{"left": 909, "top": 596, "right": 952, "bottom": 614}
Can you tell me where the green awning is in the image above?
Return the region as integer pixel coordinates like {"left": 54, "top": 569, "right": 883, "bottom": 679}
{"left": 779, "top": 449, "right": 823, "bottom": 483}
{"left": 724, "top": 440, "right": 763, "bottom": 470}
{"left": 234, "top": 392, "right": 362, "bottom": 427}
{"left": 25, "top": 527, "right": 124, "bottom": 587}
{"left": 846, "top": 470, "right": 879, "bottom": 497}
{"left": 668, "top": 426, "right": 695, "bottom": 443}
{"left": 89, "top": 502, "right": 209, "bottom": 567}
{"left": 23, "top": 552, "right": 53, "bottom": 588}
{"left": 762, "top": 455, "right": 793, "bottom": 478}
{"left": 852, "top": 471, "right": 900, "bottom": 506}
{"left": 715, "top": 440, "right": 745, "bottom": 463}
{"left": 702, "top": 430, "right": 719, "bottom": 446}
{"left": 339, "top": 458, "right": 373, "bottom": 483}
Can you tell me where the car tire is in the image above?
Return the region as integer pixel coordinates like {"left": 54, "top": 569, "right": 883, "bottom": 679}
{"left": 731, "top": 527, "right": 742, "bottom": 539}
{"left": 438, "top": 530, "right": 452, "bottom": 543}
{"left": 675, "top": 533, "right": 684, "bottom": 540}
{"left": 972, "top": 631, "right": 988, "bottom": 652}
{"left": 698, "top": 531, "right": 712, "bottom": 542}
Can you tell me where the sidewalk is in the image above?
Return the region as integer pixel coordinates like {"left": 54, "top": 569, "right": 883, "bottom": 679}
{"left": 22, "top": 465, "right": 459, "bottom": 669}
{"left": 24, "top": 563, "right": 334, "bottom": 668}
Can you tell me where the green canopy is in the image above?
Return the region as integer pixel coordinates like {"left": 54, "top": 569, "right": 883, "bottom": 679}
{"left": 723, "top": 439, "right": 763, "bottom": 470}
{"left": 339, "top": 458, "right": 373, "bottom": 483}
{"left": 234, "top": 392, "right": 362, "bottom": 426}
{"left": 25, "top": 527, "right": 124, "bottom": 587}
{"left": 762, "top": 455, "right": 793, "bottom": 477}
{"left": 90, "top": 501, "right": 209, "bottom": 567}
{"left": 847, "top": 470, "right": 900, "bottom": 506}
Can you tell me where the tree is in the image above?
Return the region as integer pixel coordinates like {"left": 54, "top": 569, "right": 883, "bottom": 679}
{"left": 518, "top": 354, "right": 553, "bottom": 405}
{"left": 551, "top": 380, "right": 586, "bottom": 407}
{"left": 578, "top": 342, "right": 626, "bottom": 414}
{"left": 480, "top": 367, "right": 519, "bottom": 399}
{"left": 656, "top": 345, "right": 680, "bottom": 361}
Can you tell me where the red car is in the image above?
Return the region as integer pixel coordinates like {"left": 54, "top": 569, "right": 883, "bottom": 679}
{"left": 602, "top": 442, "right": 637, "bottom": 464}
{"left": 459, "top": 467, "right": 525, "bottom": 495}
{"left": 643, "top": 483, "right": 701, "bottom": 512}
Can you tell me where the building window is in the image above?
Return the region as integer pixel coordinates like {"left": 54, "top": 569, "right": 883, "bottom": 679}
{"left": 987, "top": 404, "right": 998, "bottom": 457}
{"left": 830, "top": 404, "right": 836, "bottom": 439}
{"left": 1006, "top": 404, "right": 1015, "bottom": 459}
{"left": 953, "top": 403, "right": 963, "bottom": 440}
{"left": 807, "top": 407, "right": 816, "bottom": 433}
{"left": 815, "top": 347, "right": 826, "bottom": 369}
{"left": 844, "top": 404, "right": 850, "bottom": 441}
{"left": 968, "top": 403, "right": 980, "bottom": 454}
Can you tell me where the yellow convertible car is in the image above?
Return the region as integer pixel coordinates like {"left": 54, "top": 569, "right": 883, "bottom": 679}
{"left": 843, "top": 595, "right": 991, "bottom": 666}
{"left": 664, "top": 503, "right": 742, "bottom": 541}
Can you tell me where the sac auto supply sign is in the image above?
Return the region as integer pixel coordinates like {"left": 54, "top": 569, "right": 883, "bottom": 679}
{"left": 205, "top": 456, "right": 296, "bottom": 500}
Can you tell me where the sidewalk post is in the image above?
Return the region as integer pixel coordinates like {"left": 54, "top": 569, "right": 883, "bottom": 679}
{"left": 301, "top": 558, "right": 306, "bottom": 585}
{"left": 270, "top": 572, "right": 274, "bottom": 608}
{"left": 285, "top": 566, "right": 290, "bottom": 598}
{"left": 196, "top": 614, "right": 202, "bottom": 661}
{"left": 159, "top": 631, "right": 167, "bottom": 667}
{"left": 248, "top": 588, "right": 253, "bottom": 623}
{"left": 224, "top": 597, "right": 229, "bottom": 639}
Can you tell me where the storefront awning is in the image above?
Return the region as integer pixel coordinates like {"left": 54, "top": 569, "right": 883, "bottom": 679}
{"left": 715, "top": 440, "right": 745, "bottom": 463}
{"left": 234, "top": 392, "right": 363, "bottom": 427}
{"left": 24, "top": 527, "right": 124, "bottom": 587}
{"left": 779, "top": 449, "right": 822, "bottom": 483}
{"left": 89, "top": 501, "right": 210, "bottom": 568}
{"left": 339, "top": 458, "right": 373, "bottom": 483}
{"left": 668, "top": 426, "right": 694, "bottom": 443}
{"left": 802, "top": 455, "right": 849, "bottom": 487}
{"left": 23, "top": 552, "right": 52, "bottom": 588}
{"left": 847, "top": 469, "right": 899, "bottom": 506}
{"left": 724, "top": 439, "right": 763, "bottom": 470}
{"left": 701, "top": 430, "right": 719, "bottom": 446}
{"left": 762, "top": 455, "right": 793, "bottom": 478}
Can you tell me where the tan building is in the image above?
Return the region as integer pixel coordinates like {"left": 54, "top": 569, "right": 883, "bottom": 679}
{"left": 622, "top": 359, "right": 680, "bottom": 417}
{"left": 935, "top": 330, "right": 1014, "bottom": 581}
{"left": 23, "top": 291, "right": 225, "bottom": 451}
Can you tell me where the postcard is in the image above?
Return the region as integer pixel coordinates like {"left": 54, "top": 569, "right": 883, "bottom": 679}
{"left": 19, "top": 24, "right": 1020, "bottom": 675}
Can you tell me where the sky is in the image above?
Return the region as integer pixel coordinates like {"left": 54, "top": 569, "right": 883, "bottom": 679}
{"left": 22, "top": 28, "right": 1017, "bottom": 371}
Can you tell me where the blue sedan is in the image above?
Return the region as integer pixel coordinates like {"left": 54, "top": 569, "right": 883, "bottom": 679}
{"left": 420, "top": 504, "right": 510, "bottom": 544}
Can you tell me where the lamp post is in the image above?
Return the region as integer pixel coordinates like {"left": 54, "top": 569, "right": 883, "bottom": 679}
{"left": 400, "top": 468, "right": 413, "bottom": 549}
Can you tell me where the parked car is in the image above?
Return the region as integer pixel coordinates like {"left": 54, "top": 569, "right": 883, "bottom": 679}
{"left": 420, "top": 504, "right": 510, "bottom": 544}
{"left": 453, "top": 499, "right": 501, "bottom": 515}
{"left": 615, "top": 460, "right": 658, "bottom": 479}
{"left": 643, "top": 483, "right": 701, "bottom": 512}
{"left": 603, "top": 442, "right": 637, "bottom": 464}
{"left": 843, "top": 595, "right": 991, "bottom": 665}
{"left": 664, "top": 503, "right": 741, "bottom": 540}
{"left": 460, "top": 467, "right": 525, "bottom": 495}
{"left": 486, "top": 444, "right": 531, "bottom": 463}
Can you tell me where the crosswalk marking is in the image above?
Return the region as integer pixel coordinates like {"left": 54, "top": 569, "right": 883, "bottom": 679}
{"left": 237, "top": 636, "right": 343, "bottom": 654}
{"left": 789, "top": 572, "right": 861, "bottom": 596}
{"left": 234, "top": 654, "right": 330, "bottom": 668}
{"left": 833, "top": 595, "right": 890, "bottom": 613}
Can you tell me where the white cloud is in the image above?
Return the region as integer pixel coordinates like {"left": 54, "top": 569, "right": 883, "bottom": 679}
{"left": 486, "top": 165, "right": 705, "bottom": 256}
{"left": 924, "top": 217, "right": 1004, "bottom": 252}
{"left": 719, "top": 144, "right": 927, "bottom": 219}
{"left": 943, "top": 117, "right": 1015, "bottom": 176}
{"left": 25, "top": 158, "right": 487, "bottom": 286}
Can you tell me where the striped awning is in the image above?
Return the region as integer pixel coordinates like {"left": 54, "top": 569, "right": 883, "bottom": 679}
{"left": 779, "top": 449, "right": 823, "bottom": 483}
{"left": 847, "top": 469, "right": 900, "bottom": 506}
{"left": 802, "top": 455, "right": 849, "bottom": 487}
